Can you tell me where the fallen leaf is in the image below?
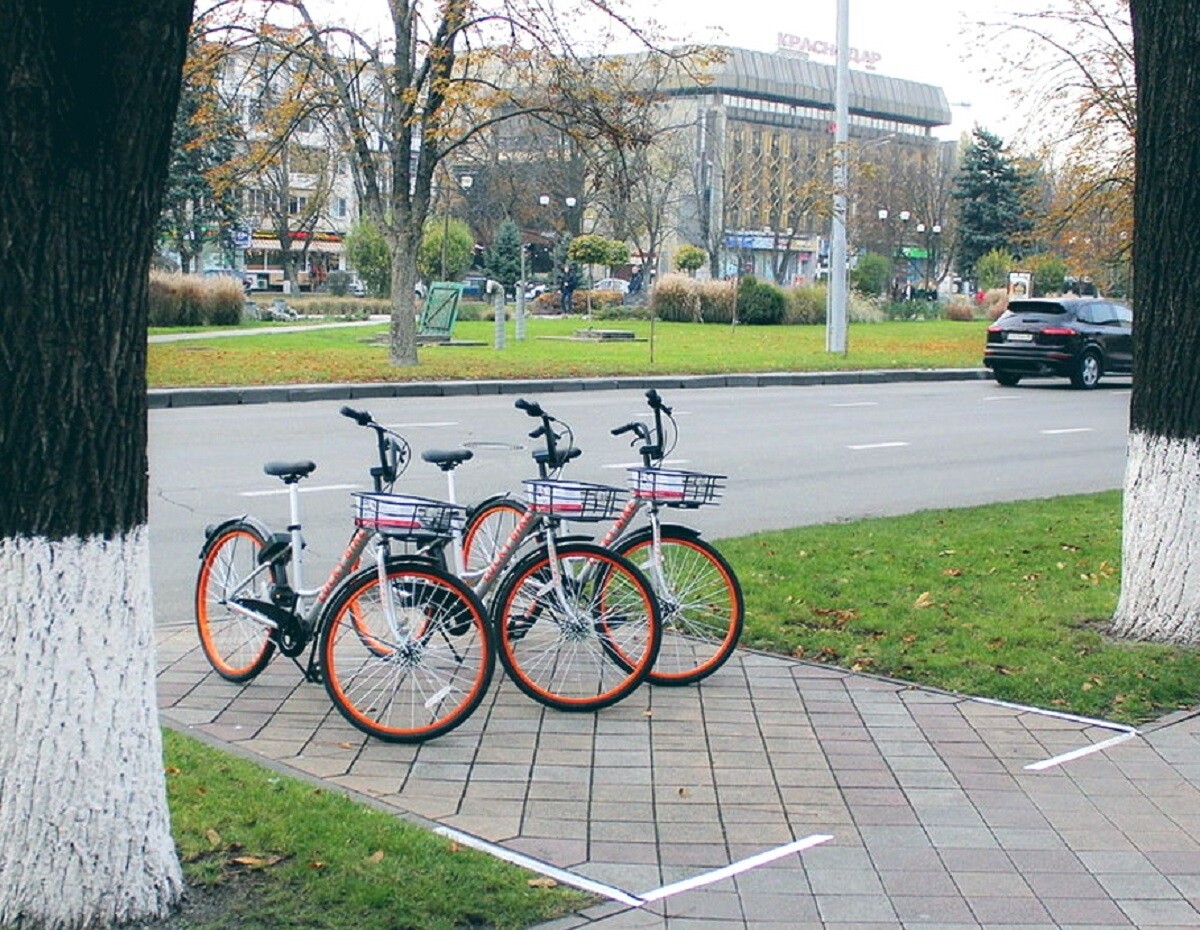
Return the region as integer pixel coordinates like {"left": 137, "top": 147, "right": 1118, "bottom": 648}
{"left": 367, "top": 849, "right": 385, "bottom": 864}
{"left": 677, "top": 787, "right": 691, "bottom": 798}
{"left": 527, "top": 877, "right": 558, "bottom": 889}
{"left": 913, "top": 591, "right": 935, "bottom": 609}
{"left": 164, "top": 766, "right": 182, "bottom": 776}
{"left": 308, "top": 860, "right": 326, "bottom": 870}
{"left": 205, "top": 829, "right": 221, "bottom": 846}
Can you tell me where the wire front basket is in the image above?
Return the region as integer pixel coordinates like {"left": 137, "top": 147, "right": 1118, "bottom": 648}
{"left": 523, "top": 479, "right": 626, "bottom": 522}
{"left": 352, "top": 492, "right": 465, "bottom": 538}
{"left": 627, "top": 467, "right": 725, "bottom": 508}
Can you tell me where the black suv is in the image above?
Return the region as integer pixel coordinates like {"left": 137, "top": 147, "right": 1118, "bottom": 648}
{"left": 984, "top": 297, "right": 1133, "bottom": 389}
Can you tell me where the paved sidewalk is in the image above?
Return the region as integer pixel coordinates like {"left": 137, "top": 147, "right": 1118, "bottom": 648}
{"left": 157, "top": 623, "right": 1200, "bottom": 930}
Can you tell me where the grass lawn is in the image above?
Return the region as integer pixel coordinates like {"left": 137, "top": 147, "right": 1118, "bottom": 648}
{"left": 723, "top": 490, "right": 1200, "bottom": 726}
{"left": 148, "top": 317, "right": 988, "bottom": 388}
{"left": 161, "top": 730, "right": 591, "bottom": 930}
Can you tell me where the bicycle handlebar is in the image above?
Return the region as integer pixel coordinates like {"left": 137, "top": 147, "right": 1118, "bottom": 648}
{"left": 339, "top": 406, "right": 409, "bottom": 491}
{"left": 645, "top": 389, "right": 672, "bottom": 415}
{"left": 515, "top": 398, "right": 544, "bottom": 418}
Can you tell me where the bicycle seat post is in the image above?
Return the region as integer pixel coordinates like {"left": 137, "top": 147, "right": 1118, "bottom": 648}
{"left": 421, "top": 448, "right": 475, "bottom": 576}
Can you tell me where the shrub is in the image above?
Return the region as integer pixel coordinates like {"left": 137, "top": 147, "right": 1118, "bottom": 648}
{"left": 736, "top": 276, "right": 786, "bottom": 325}
{"left": 148, "top": 272, "right": 243, "bottom": 327}
{"left": 848, "top": 292, "right": 885, "bottom": 323}
{"left": 850, "top": 252, "right": 890, "bottom": 296}
{"left": 577, "top": 290, "right": 624, "bottom": 314}
{"left": 648, "top": 274, "right": 697, "bottom": 322}
{"left": 974, "top": 248, "right": 1014, "bottom": 291}
{"left": 981, "top": 288, "right": 1009, "bottom": 320}
{"left": 697, "top": 280, "right": 735, "bottom": 324}
{"left": 529, "top": 292, "right": 564, "bottom": 315}
{"left": 326, "top": 270, "right": 352, "bottom": 297}
{"left": 785, "top": 284, "right": 827, "bottom": 325}
{"left": 944, "top": 296, "right": 976, "bottom": 321}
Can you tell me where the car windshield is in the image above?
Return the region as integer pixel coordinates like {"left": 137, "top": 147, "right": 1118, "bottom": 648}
{"left": 1007, "top": 301, "right": 1067, "bottom": 314}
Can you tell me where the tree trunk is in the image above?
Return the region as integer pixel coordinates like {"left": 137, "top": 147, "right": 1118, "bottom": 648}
{"left": 0, "top": 2, "right": 191, "bottom": 926}
{"left": 1112, "top": 2, "right": 1200, "bottom": 642}
{"left": 388, "top": 234, "right": 421, "bottom": 366}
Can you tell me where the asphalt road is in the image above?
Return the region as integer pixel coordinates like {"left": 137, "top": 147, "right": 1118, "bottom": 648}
{"left": 149, "top": 378, "right": 1131, "bottom": 625}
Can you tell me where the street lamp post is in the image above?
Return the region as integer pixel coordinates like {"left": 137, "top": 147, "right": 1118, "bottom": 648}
{"left": 440, "top": 174, "right": 473, "bottom": 281}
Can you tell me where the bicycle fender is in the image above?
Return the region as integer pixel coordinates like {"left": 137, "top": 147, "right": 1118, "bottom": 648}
{"left": 198, "top": 515, "right": 270, "bottom": 559}
{"left": 617, "top": 523, "right": 703, "bottom": 548}
{"left": 467, "top": 492, "right": 524, "bottom": 516}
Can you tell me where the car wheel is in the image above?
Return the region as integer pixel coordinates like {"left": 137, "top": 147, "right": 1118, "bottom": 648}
{"left": 1071, "top": 351, "right": 1102, "bottom": 389}
{"left": 994, "top": 371, "right": 1021, "bottom": 387}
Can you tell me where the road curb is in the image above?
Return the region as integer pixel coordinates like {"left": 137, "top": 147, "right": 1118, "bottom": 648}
{"left": 148, "top": 368, "right": 992, "bottom": 409}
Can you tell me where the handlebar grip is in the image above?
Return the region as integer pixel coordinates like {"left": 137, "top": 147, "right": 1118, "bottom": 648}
{"left": 645, "top": 389, "right": 673, "bottom": 416}
{"left": 340, "top": 405, "right": 373, "bottom": 426}
{"left": 611, "top": 422, "right": 638, "bottom": 436}
{"left": 515, "top": 398, "right": 544, "bottom": 417}
{"left": 529, "top": 426, "right": 546, "bottom": 440}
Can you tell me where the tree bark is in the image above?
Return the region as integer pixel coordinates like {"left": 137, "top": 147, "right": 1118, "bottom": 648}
{"left": 0, "top": 1, "right": 191, "bottom": 925}
{"left": 1112, "top": 2, "right": 1200, "bottom": 642}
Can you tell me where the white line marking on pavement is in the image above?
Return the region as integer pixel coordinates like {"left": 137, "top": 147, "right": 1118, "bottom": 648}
{"left": 637, "top": 835, "right": 834, "bottom": 903}
{"left": 1025, "top": 732, "right": 1140, "bottom": 771}
{"left": 433, "top": 826, "right": 647, "bottom": 907}
{"left": 973, "top": 696, "right": 1138, "bottom": 734}
{"left": 602, "top": 459, "right": 690, "bottom": 469}
{"left": 1040, "top": 427, "right": 1094, "bottom": 435}
{"left": 831, "top": 402, "right": 879, "bottom": 407}
{"left": 848, "top": 441, "right": 909, "bottom": 450}
{"left": 389, "top": 421, "right": 457, "bottom": 428}
{"left": 981, "top": 395, "right": 1022, "bottom": 402}
{"left": 240, "top": 483, "right": 359, "bottom": 498}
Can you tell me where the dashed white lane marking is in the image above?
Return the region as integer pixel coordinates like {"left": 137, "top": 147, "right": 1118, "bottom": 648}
{"left": 831, "top": 402, "right": 879, "bottom": 408}
{"left": 240, "top": 483, "right": 359, "bottom": 497}
{"left": 388, "top": 421, "right": 457, "bottom": 428}
{"left": 848, "top": 441, "right": 910, "bottom": 450}
{"left": 1040, "top": 427, "right": 1095, "bottom": 435}
{"left": 432, "top": 826, "right": 645, "bottom": 906}
{"left": 637, "top": 835, "right": 835, "bottom": 903}
{"left": 1024, "top": 732, "right": 1140, "bottom": 771}
{"left": 982, "top": 395, "right": 1022, "bottom": 402}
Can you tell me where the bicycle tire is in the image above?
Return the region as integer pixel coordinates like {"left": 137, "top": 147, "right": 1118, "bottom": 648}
{"left": 462, "top": 496, "right": 528, "bottom": 579}
{"left": 195, "top": 520, "right": 277, "bottom": 682}
{"left": 492, "top": 542, "right": 660, "bottom": 711}
{"left": 319, "top": 560, "right": 494, "bottom": 743}
{"left": 614, "top": 528, "right": 744, "bottom": 686}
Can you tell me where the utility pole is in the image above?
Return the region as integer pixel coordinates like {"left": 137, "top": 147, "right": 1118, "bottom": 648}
{"left": 826, "top": 0, "right": 850, "bottom": 354}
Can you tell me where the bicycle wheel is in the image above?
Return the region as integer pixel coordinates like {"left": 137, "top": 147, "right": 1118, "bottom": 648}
{"left": 493, "top": 542, "right": 660, "bottom": 711}
{"left": 320, "top": 561, "right": 494, "bottom": 742}
{"left": 614, "top": 528, "right": 744, "bottom": 686}
{"left": 195, "top": 520, "right": 277, "bottom": 682}
{"left": 462, "top": 495, "right": 527, "bottom": 578}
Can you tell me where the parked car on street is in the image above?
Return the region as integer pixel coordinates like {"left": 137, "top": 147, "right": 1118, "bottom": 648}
{"left": 592, "top": 277, "right": 629, "bottom": 295}
{"left": 984, "top": 297, "right": 1133, "bottom": 389}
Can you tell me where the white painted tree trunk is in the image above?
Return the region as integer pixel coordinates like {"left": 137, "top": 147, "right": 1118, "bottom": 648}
{"left": 0, "top": 529, "right": 182, "bottom": 929}
{"left": 1113, "top": 431, "right": 1200, "bottom": 643}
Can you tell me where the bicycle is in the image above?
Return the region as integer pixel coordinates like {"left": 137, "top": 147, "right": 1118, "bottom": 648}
{"left": 418, "top": 399, "right": 662, "bottom": 712}
{"left": 194, "top": 408, "right": 494, "bottom": 743}
{"left": 462, "top": 390, "right": 743, "bottom": 686}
